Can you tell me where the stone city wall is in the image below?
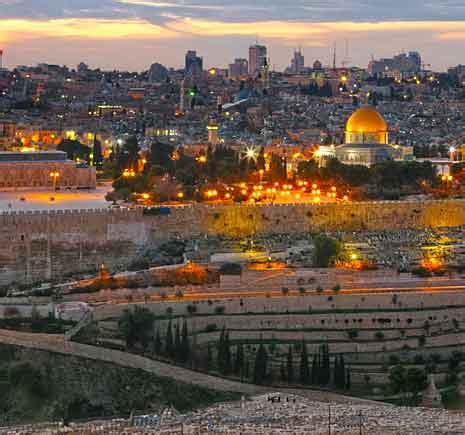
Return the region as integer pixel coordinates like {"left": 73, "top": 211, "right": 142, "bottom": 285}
{"left": 1, "top": 199, "right": 465, "bottom": 286}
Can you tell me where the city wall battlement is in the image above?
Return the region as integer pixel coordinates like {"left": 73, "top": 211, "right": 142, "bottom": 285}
{"left": 1, "top": 199, "right": 465, "bottom": 285}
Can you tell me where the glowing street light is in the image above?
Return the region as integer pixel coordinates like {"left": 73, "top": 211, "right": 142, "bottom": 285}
{"left": 122, "top": 169, "right": 136, "bottom": 178}
{"left": 49, "top": 171, "right": 60, "bottom": 190}
{"left": 243, "top": 146, "right": 259, "bottom": 162}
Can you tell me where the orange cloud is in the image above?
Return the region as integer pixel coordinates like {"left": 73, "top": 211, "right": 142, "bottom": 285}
{"left": 165, "top": 18, "right": 465, "bottom": 41}
{"left": 0, "top": 18, "right": 176, "bottom": 44}
{"left": 437, "top": 31, "right": 465, "bottom": 41}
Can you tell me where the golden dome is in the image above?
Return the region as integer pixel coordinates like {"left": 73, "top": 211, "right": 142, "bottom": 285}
{"left": 345, "top": 106, "right": 388, "bottom": 134}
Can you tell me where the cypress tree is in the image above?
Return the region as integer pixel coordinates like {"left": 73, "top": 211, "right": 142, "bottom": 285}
{"left": 253, "top": 344, "right": 268, "bottom": 385}
{"left": 174, "top": 323, "right": 181, "bottom": 361}
{"left": 154, "top": 328, "right": 162, "bottom": 355}
{"left": 321, "top": 344, "right": 331, "bottom": 386}
{"left": 334, "top": 354, "right": 341, "bottom": 388}
{"left": 217, "top": 328, "right": 225, "bottom": 373}
{"left": 234, "top": 344, "right": 244, "bottom": 375}
{"left": 181, "top": 320, "right": 190, "bottom": 363}
{"left": 311, "top": 353, "right": 318, "bottom": 385}
{"left": 346, "top": 366, "right": 351, "bottom": 390}
{"left": 165, "top": 320, "right": 173, "bottom": 357}
{"left": 286, "top": 347, "right": 294, "bottom": 384}
{"left": 244, "top": 357, "right": 250, "bottom": 380}
{"left": 206, "top": 344, "right": 212, "bottom": 371}
{"left": 280, "top": 362, "right": 286, "bottom": 382}
{"left": 224, "top": 331, "right": 232, "bottom": 375}
{"left": 299, "top": 342, "right": 310, "bottom": 384}
{"left": 339, "top": 354, "right": 346, "bottom": 389}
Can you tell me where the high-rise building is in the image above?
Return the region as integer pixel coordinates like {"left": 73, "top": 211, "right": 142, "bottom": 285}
{"left": 368, "top": 51, "right": 422, "bottom": 77}
{"left": 249, "top": 44, "right": 267, "bottom": 77}
{"left": 185, "top": 50, "right": 203, "bottom": 76}
{"left": 290, "top": 49, "right": 305, "bottom": 74}
{"left": 229, "top": 58, "right": 249, "bottom": 79}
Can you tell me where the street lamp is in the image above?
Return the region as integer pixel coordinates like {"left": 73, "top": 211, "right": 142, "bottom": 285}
{"left": 49, "top": 171, "right": 60, "bottom": 190}
{"left": 122, "top": 169, "right": 136, "bottom": 178}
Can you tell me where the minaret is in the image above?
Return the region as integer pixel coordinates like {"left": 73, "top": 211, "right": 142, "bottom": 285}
{"left": 333, "top": 42, "right": 337, "bottom": 71}
{"left": 180, "top": 77, "right": 186, "bottom": 114}
{"left": 207, "top": 119, "right": 220, "bottom": 146}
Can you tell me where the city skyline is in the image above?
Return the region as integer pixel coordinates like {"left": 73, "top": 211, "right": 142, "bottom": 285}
{"left": 1, "top": 0, "right": 465, "bottom": 71}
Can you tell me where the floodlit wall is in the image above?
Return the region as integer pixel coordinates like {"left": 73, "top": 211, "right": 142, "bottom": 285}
{"left": 1, "top": 199, "right": 465, "bottom": 285}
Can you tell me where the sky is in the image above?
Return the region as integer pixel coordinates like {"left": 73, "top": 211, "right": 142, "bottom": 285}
{"left": 1, "top": 0, "right": 465, "bottom": 72}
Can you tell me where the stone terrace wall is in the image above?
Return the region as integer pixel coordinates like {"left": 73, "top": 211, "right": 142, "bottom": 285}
{"left": 1, "top": 199, "right": 465, "bottom": 286}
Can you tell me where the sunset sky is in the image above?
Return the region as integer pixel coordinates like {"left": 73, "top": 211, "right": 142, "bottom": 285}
{"left": 1, "top": 0, "right": 465, "bottom": 71}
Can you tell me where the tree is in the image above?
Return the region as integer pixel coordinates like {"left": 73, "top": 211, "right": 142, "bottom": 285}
{"left": 345, "top": 366, "right": 351, "bottom": 390}
{"left": 180, "top": 320, "right": 190, "bottom": 363}
{"left": 118, "top": 306, "right": 155, "bottom": 350}
{"left": 217, "top": 328, "right": 232, "bottom": 375}
{"left": 313, "top": 235, "right": 341, "bottom": 268}
{"left": 206, "top": 345, "right": 212, "bottom": 370}
{"left": 174, "top": 323, "right": 181, "bottom": 361}
{"left": 57, "top": 139, "right": 91, "bottom": 161}
{"left": 253, "top": 344, "right": 268, "bottom": 385}
{"left": 234, "top": 344, "right": 244, "bottom": 376}
{"left": 153, "top": 328, "right": 162, "bottom": 355}
{"left": 334, "top": 354, "right": 346, "bottom": 389}
{"left": 165, "top": 320, "right": 174, "bottom": 357}
{"left": 319, "top": 344, "right": 331, "bottom": 386}
{"left": 116, "top": 135, "right": 140, "bottom": 171}
{"left": 311, "top": 353, "right": 319, "bottom": 385}
{"left": 299, "top": 342, "right": 310, "bottom": 384}
{"left": 389, "top": 365, "right": 427, "bottom": 405}
{"left": 286, "top": 347, "right": 294, "bottom": 383}
{"left": 92, "top": 134, "right": 103, "bottom": 168}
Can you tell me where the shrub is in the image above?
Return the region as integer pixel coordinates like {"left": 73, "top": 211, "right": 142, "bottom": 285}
{"left": 219, "top": 263, "right": 242, "bottom": 276}
{"left": 298, "top": 287, "right": 306, "bottom": 295}
{"left": 411, "top": 267, "right": 433, "bottom": 278}
{"left": 205, "top": 323, "right": 217, "bottom": 333}
{"left": 186, "top": 305, "right": 197, "bottom": 315}
{"left": 375, "top": 331, "right": 385, "bottom": 340}
{"left": 214, "top": 306, "right": 225, "bottom": 315}
{"left": 348, "top": 329, "right": 359, "bottom": 339}
{"left": 316, "top": 286, "right": 323, "bottom": 293}
{"left": 332, "top": 284, "right": 341, "bottom": 292}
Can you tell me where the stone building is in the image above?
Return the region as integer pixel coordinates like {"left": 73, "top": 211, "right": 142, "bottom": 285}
{"left": 0, "top": 151, "right": 96, "bottom": 189}
{"left": 0, "top": 119, "right": 16, "bottom": 150}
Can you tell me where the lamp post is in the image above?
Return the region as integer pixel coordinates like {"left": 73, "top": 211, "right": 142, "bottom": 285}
{"left": 49, "top": 171, "right": 60, "bottom": 191}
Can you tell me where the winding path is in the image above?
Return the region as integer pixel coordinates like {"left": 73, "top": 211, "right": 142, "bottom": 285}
{"left": 0, "top": 329, "right": 380, "bottom": 405}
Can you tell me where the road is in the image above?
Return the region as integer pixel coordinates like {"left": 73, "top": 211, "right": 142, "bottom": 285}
{"left": 0, "top": 184, "right": 112, "bottom": 212}
{"left": 76, "top": 279, "right": 465, "bottom": 308}
{"left": 0, "top": 328, "right": 378, "bottom": 405}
